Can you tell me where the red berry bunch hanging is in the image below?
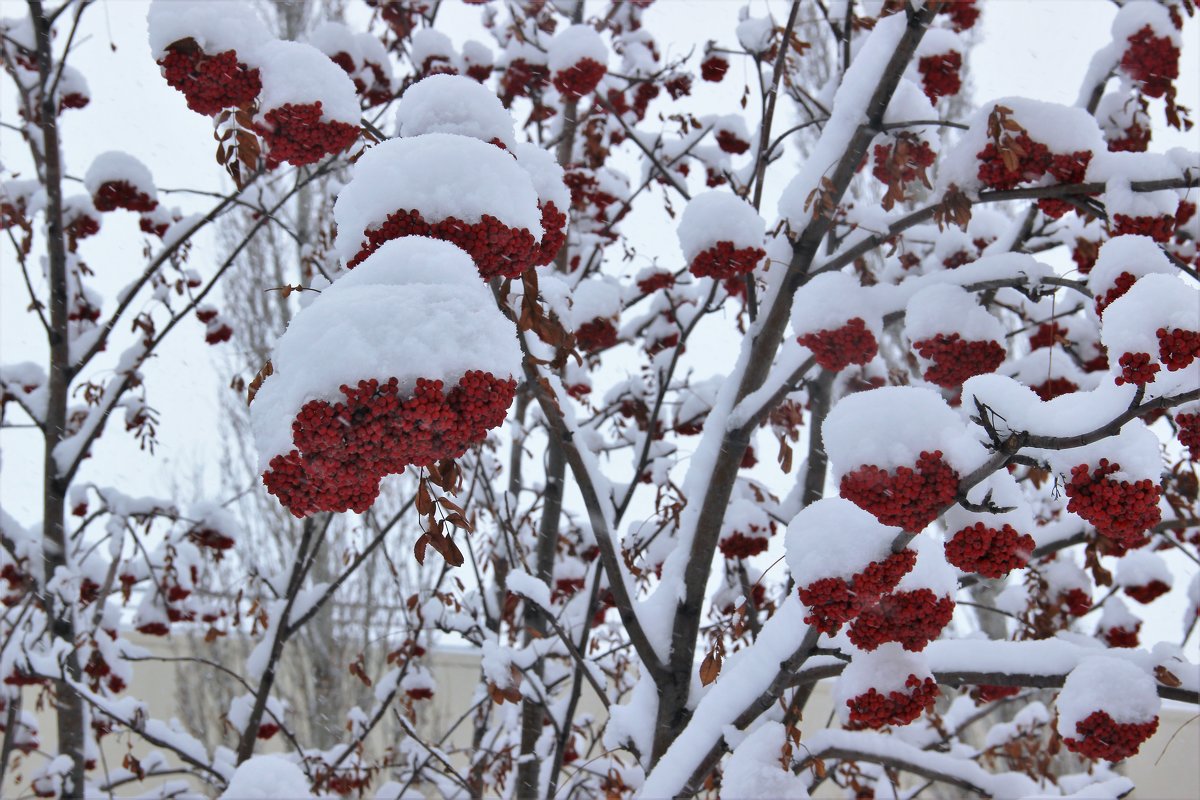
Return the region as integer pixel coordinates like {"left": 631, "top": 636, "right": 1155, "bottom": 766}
{"left": 845, "top": 674, "right": 939, "bottom": 730}
{"left": 575, "top": 318, "right": 619, "bottom": 353}
{"left": 797, "top": 550, "right": 916, "bottom": 633}
{"left": 944, "top": 522, "right": 1035, "bottom": 579}
{"left": 913, "top": 333, "right": 1005, "bottom": 388}
{"left": 1065, "top": 459, "right": 1161, "bottom": 547}
{"left": 715, "top": 129, "right": 750, "bottom": 155}
{"left": 1111, "top": 212, "right": 1176, "bottom": 242}
{"left": 1063, "top": 711, "right": 1159, "bottom": 761}
{"left": 1175, "top": 412, "right": 1200, "bottom": 460}
{"left": 1094, "top": 271, "right": 1138, "bottom": 316}
{"left": 977, "top": 133, "right": 1050, "bottom": 190}
{"left": 688, "top": 241, "right": 765, "bottom": 280}
{"left": 941, "top": 0, "right": 980, "bottom": 32}
{"left": 1124, "top": 579, "right": 1170, "bottom": 605}
{"left": 159, "top": 43, "right": 262, "bottom": 116}
{"left": 536, "top": 202, "right": 568, "bottom": 265}
{"left": 700, "top": 55, "right": 728, "bottom": 82}
{"left": 92, "top": 181, "right": 158, "bottom": 214}
{"left": 917, "top": 51, "right": 962, "bottom": 101}
{"left": 500, "top": 59, "right": 551, "bottom": 104}
{"left": 718, "top": 522, "right": 775, "bottom": 560}
{"left": 1157, "top": 327, "right": 1200, "bottom": 371}
{"left": 847, "top": 588, "right": 955, "bottom": 652}
{"left": 636, "top": 270, "right": 676, "bottom": 294}
{"left": 798, "top": 318, "right": 879, "bottom": 372}
{"left": 1114, "top": 351, "right": 1159, "bottom": 386}
{"left": 1103, "top": 624, "right": 1141, "bottom": 648}
{"left": 1038, "top": 150, "right": 1093, "bottom": 219}
{"left": 972, "top": 684, "right": 1021, "bottom": 704}
{"left": 1120, "top": 25, "right": 1180, "bottom": 98}
{"left": 840, "top": 451, "right": 959, "bottom": 532}
{"left": 553, "top": 58, "right": 606, "bottom": 98}
{"left": 256, "top": 102, "right": 359, "bottom": 167}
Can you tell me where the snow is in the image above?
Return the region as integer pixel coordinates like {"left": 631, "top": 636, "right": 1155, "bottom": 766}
{"left": 984, "top": 702, "right": 1051, "bottom": 749}
{"left": 1114, "top": 550, "right": 1172, "bottom": 589}
{"left": 394, "top": 74, "right": 516, "bottom": 149}
{"left": 835, "top": 643, "right": 933, "bottom": 718}
{"left": 548, "top": 24, "right": 608, "bottom": 74}
{"left": 676, "top": 191, "right": 765, "bottom": 262}
{"left": 1087, "top": 234, "right": 1176, "bottom": 297}
{"left": 220, "top": 755, "right": 313, "bottom": 799}
{"left": 507, "top": 568, "right": 552, "bottom": 611}
{"left": 721, "top": 722, "right": 810, "bottom": 798}
{"left": 785, "top": 498, "right": 903, "bottom": 585}
{"left": 1044, "top": 418, "right": 1163, "bottom": 483}
{"left": 249, "top": 40, "right": 361, "bottom": 124}
{"left": 146, "top": 0, "right": 270, "bottom": 60}
{"left": 896, "top": 534, "right": 956, "bottom": 597}
{"left": 943, "top": 470, "right": 1034, "bottom": 537}
{"left": 1097, "top": 596, "right": 1140, "bottom": 634}
{"left": 512, "top": 142, "right": 571, "bottom": 212}
{"left": 790, "top": 271, "right": 882, "bottom": 337}
{"left": 84, "top": 151, "right": 157, "bottom": 200}
{"left": 822, "top": 385, "right": 987, "bottom": 477}
{"left": 567, "top": 277, "right": 622, "bottom": 328}
{"left": 735, "top": 14, "right": 773, "bottom": 55}
{"left": 308, "top": 20, "right": 359, "bottom": 65}
{"left": 904, "top": 283, "right": 1005, "bottom": 343}
{"left": 251, "top": 237, "right": 522, "bottom": 468}
{"left": 332, "top": 134, "right": 543, "bottom": 264}
{"left": 1101, "top": 273, "right": 1200, "bottom": 369}
{"left": 411, "top": 28, "right": 456, "bottom": 69}
{"left": 961, "top": 374, "right": 1143, "bottom": 440}
{"left": 1056, "top": 656, "right": 1161, "bottom": 736}
{"left": 915, "top": 26, "right": 962, "bottom": 59}
{"left": 1112, "top": 0, "right": 1182, "bottom": 46}
{"left": 1044, "top": 558, "right": 1092, "bottom": 596}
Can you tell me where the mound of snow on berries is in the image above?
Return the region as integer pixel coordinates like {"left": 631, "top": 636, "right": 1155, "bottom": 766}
{"left": 251, "top": 237, "right": 521, "bottom": 469}
{"left": 394, "top": 74, "right": 516, "bottom": 148}
{"left": 219, "top": 755, "right": 313, "bottom": 799}
{"left": 1056, "top": 656, "right": 1160, "bottom": 738}
{"left": 676, "top": 191, "right": 765, "bottom": 262}
{"left": 146, "top": 0, "right": 270, "bottom": 60}
{"left": 250, "top": 39, "right": 360, "bottom": 124}
{"left": 785, "top": 498, "right": 902, "bottom": 585}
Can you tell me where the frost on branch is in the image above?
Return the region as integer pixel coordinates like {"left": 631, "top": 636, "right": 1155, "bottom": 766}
{"left": 676, "top": 191, "right": 766, "bottom": 280}
{"left": 792, "top": 273, "right": 881, "bottom": 372}
{"left": 786, "top": 498, "right": 914, "bottom": 634}
{"left": 333, "top": 133, "right": 544, "bottom": 278}
{"left": 253, "top": 238, "right": 520, "bottom": 517}
{"left": 834, "top": 644, "right": 939, "bottom": 730}
{"left": 1056, "top": 657, "right": 1160, "bottom": 762}
{"left": 825, "top": 386, "right": 985, "bottom": 531}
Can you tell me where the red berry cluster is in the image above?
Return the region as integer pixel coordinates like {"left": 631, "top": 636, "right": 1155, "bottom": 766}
{"left": 847, "top": 588, "right": 955, "bottom": 651}
{"left": 1111, "top": 213, "right": 1175, "bottom": 242}
{"left": 840, "top": 451, "right": 959, "bottom": 532}
{"left": 1058, "top": 587, "right": 1093, "bottom": 617}
{"left": 977, "top": 133, "right": 1050, "bottom": 190}
{"left": 797, "top": 318, "right": 879, "bottom": 372}
{"left": 552, "top": 577, "right": 586, "bottom": 602}
{"left": 1176, "top": 200, "right": 1196, "bottom": 229}
{"left": 83, "top": 649, "right": 126, "bottom": 694}
{"left": 715, "top": 130, "right": 750, "bottom": 155}
{"left": 917, "top": 51, "right": 962, "bottom": 101}
{"left": 797, "top": 549, "right": 916, "bottom": 633}
{"left": 637, "top": 270, "right": 675, "bottom": 294}
{"left": 500, "top": 59, "right": 550, "bottom": 104}
{"left": 1114, "top": 351, "right": 1160, "bottom": 386}
{"left": 66, "top": 214, "right": 99, "bottom": 243}
{"left": 553, "top": 58, "right": 606, "bottom": 98}
{"left": 536, "top": 202, "right": 567, "bottom": 266}
{"left": 914, "top": 334, "right": 1005, "bottom": 388}
{"left": 1157, "top": 327, "right": 1200, "bottom": 371}
{"left": 1125, "top": 579, "right": 1170, "bottom": 605}
{"left": 263, "top": 373, "right": 516, "bottom": 517}
{"left": 92, "top": 181, "right": 157, "bottom": 213}
{"left": 1066, "top": 459, "right": 1162, "bottom": 546}
{"left": 1094, "top": 271, "right": 1138, "bottom": 316}
{"left": 159, "top": 45, "right": 262, "bottom": 116}
{"left": 1176, "top": 412, "right": 1200, "bottom": 460}
{"left": 700, "top": 55, "right": 728, "bottom": 82}
{"left": 945, "top": 522, "right": 1036, "bottom": 579}
{"left": 1030, "top": 322, "right": 1068, "bottom": 350}
{"left": 1032, "top": 378, "right": 1080, "bottom": 402}
{"left": 872, "top": 141, "right": 936, "bottom": 186}
{"left": 688, "top": 241, "right": 765, "bottom": 280}
{"left": 1120, "top": 25, "right": 1180, "bottom": 98}
{"left": 972, "top": 684, "right": 1020, "bottom": 704}
{"left": 1107, "top": 121, "right": 1152, "bottom": 153}
{"left": 1038, "top": 150, "right": 1093, "bottom": 219}
{"left": 139, "top": 215, "right": 169, "bottom": 238}
{"left": 941, "top": 0, "right": 980, "bottom": 31}
{"left": 348, "top": 207, "right": 540, "bottom": 280}
{"left": 576, "top": 318, "right": 618, "bottom": 353}
{"left": 188, "top": 526, "right": 235, "bottom": 551}
{"left": 256, "top": 102, "right": 360, "bottom": 168}
{"left": 718, "top": 523, "right": 774, "bottom": 560}
{"left": 1103, "top": 624, "right": 1141, "bottom": 648}
{"left": 1063, "top": 710, "right": 1158, "bottom": 761}
{"left": 845, "top": 674, "right": 939, "bottom": 729}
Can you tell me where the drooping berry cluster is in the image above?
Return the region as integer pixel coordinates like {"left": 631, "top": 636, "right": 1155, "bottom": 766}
{"left": 944, "top": 522, "right": 1035, "bottom": 579}
{"left": 500, "top": 59, "right": 550, "bottom": 104}
{"left": 913, "top": 333, "right": 1005, "bottom": 388}
{"left": 263, "top": 373, "right": 516, "bottom": 517}
{"left": 1063, "top": 710, "right": 1159, "bottom": 761}
{"left": 1176, "top": 412, "right": 1200, "bottom": 460}
{"left": 917, "top": 51, "right": 962, "bottom": 101}
{"left": 1157, "top": 327, "right": 1200, "bottom": 371}
{"left": 687, "top": 241, "right": 765, "bottom": 280}
{"left": 159, "top": 44, "right": 262, "bottom": 116}
{"left": 553, "top": 58, "right": 606, "bottom": 98}
{"left": 977, "top": 133, "right": 1050, "bottom": 190}
{"left": 797, "top": 550, "right": 916, "bottom": 633}
{"left": 1058, "top": 586, "right": 1093, "bottom": 617}
{"left": 1120, "top": 25, "right": 1180, "bottom": 98}
{"left": 537, "top": 202, "right": 568, "bottom": 265}
{"left": 1111, "top": 213, "right": 1175, "bottom": 242}
{"left": 256, "top": 102, "right": 359, "bottom": 167}
{"left": 1038, "top": 151, "right": 1093, "bottom": 219}
{"left": 972, "top": 684, "right": 1020, "bottom": 704}
{"left": 715, "top": 130, "right": 750, "bottom": 155}
{"left": 1032, "top": 378, "right": 1080, "bottom": 402}
{"left": 845, "top": 674, "right": 939, "bottom": 729}
{"left": 576, "top": 318, "right": 618, "bottom": 353}
{"left": 348, "top": 208, "right": 540, "bottom": 280}
{"left": 1114, "top": 351, "right": 1160, "bottom": 386}
{"left": 718, "top": 523, "right": 774, "bottom": 560}
{"left": 797, "top": 318, "right": 879, "bottom": 372}
{"left": 1065, "top": 460, "right": 1161, "bottom": 547}
{"left": 840, "top": 451, "right": 959, "bottom": 532}
{"left": 1103, "top": 624, "right": 1141, "bottom": 648}
{"left": 1094, "top": 271, "right": 1138, "bottom": 316}
{"left": 941, "top": 0, "right": 980, "bottom": 31}
{"left": 847, "top": 588, "right": 955, "bottom": 651}
{"left": 92, "top": 181, "right": 158, "bottom": 213}
{"left": 700, "top": 55, "right": 729, "bottom": 82}
{"left": 637, "top": 270, "right": 676, "bottom": 294}
{"left": 1124, "top": 579, "right": 1170, "bottom": 605}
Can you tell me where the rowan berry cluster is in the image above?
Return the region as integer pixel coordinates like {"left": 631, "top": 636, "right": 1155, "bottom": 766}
{"left": 1176, "top": 412, "right": 1200, "bottom": 460}
{"left": 1103, "top": 624, "right": 1141, "bottom": 648}
{"left": 1124, "top": 579, "right": 1170, "bottom": 604}
{"left": 637, "top": 270, "right": 676, "bottom": 294}
{"left": 977, "top": 133, "right": 1050, "bottom": 190}
{"left": 687, "top": 241, "right": 765, "bottom": 280}
{"left": 256, "top": 102, "right": 359, "bottom": 167}
{"left": 1120, "top": 25, "right": 1180, "bottom": 98}
{"left": 537, "top": 202, "right": 568, "bottom": 265}
{"left": 847, "top": 588, "right": 955, "bottom": 651}
{"left": 972, "top": 684, "right": 1020, "bottom": 704}
{"left": 1111, "top": 213, "right": 1175, "bottom": 242}
{"left": 1094, "top": 271, "right": 1138, "bottom": 316}
{"left": 553, "top": 58, "right": 606, "bottom": 98}
{"left": 1058, "top": 587, "right": 1093, "bottom": 617}
{"left": 917, "top": 51, "right": 962, "bottom": 101}
{"left": 263, "top": 373, "right": 516, "bottom": 517}
{"left": 1032, "top": 378, "right": 1080, "bottom": 402}
{"left": 92, "top": 181, "right": 158, "bottom": 213}
{"left": 944, "top": 522, "right": 1035, "bottom": 579}
{"left": 718, "top": 522, "right": 775, "bottom": 560}
{"left": 348, "top": 208, "right": 541, "bottom": 280}
{"left": 1107, "top": 120, "right": 1152, "bottom": 152}
{"left": 845, "top": 674, "right": 939, "bottom": 729}
{"left": 715, "top": 130, "right": 750, "bottom": 155}
{"left": 1037, "top": 151, "right": 1093, "bottom": 219}
{"left": 1114, "top": 351, "right": 1159, "bottom": 386}
{"left": 797, "top": 549, "right": 916, "bottom": 633}
{"left": 500, "top": 59, "right": 550, "bottom": 104}
{"left": 1063, "top": 710, "right": 1158, "bottom": 761}
{"left": 840, "top": 451, "right": 959, "bottom": 532}
{"left": 1157, "top": 327, "right": 1200, "bottom": 371}
{"left": 575, "top": 318, "right": 618, "bottom": 353}
{"left": 913, "top": 333, "right": 1005, "bottom": 388}
{"left": 159, "top": 45, "right": 262, "bottom": 116}
{"left": 797, "top": 318, "right": 879, "bottom": 372}
{"left": 188, "top": 526, "right": 235, "bottom": 552}
{"left": 1065, "top": 459, "right": 1161, "bottom": 546}
{"left": 700, "top": 55, "right": 728, "bottom": 82}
